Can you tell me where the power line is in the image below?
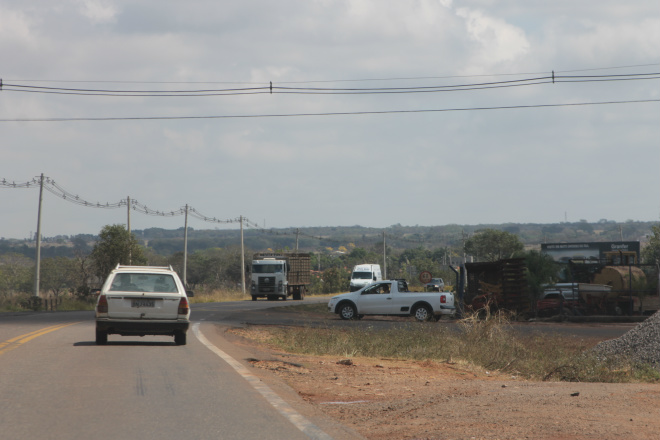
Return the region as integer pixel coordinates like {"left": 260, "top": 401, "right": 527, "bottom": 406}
{"left": 1, "top": 99, "right": 657, "bottom": 123}
{"left": 2, "top": 176, "right": 242, "bottom": 225}
{"left": 2, "top": 72, "right": 657, "bottom": 97}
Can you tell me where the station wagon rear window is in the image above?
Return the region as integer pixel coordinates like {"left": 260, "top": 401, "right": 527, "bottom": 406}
{"left": 109, "top": 273, "right": 178, "bottom": 293}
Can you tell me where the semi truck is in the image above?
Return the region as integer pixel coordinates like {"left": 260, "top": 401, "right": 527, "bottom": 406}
{"left": 250, "top": 252, "right": 311, "bottom": 301}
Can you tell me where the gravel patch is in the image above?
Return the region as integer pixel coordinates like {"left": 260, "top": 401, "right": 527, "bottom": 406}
{"left": 591, "top": 310, "right": 660, "bottom": 368}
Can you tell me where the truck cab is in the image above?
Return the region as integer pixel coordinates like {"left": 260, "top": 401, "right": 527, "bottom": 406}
{"left": 349, "top": 264, "right": 383, "bottom": 291}
{"left": 250, "top": 258, "right": 288, "bottom": 301}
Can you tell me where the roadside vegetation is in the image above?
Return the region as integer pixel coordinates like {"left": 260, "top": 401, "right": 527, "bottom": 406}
{"left": 0, "top": 287, "right": 329, "bottom": 312}
{"left": 239, "top": 306, "right": 660, "bottom": 384}
{"left": 3, "top": 221, "right": 660, "bottom": 314}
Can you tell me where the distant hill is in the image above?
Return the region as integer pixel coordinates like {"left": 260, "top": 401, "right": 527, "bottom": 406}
{"left": 1, "top": 220, "right": 656, "bottom": 259}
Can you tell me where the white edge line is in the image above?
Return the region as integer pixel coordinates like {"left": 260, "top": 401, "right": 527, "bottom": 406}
{"left": 192, "top": 323, "right": 333, "bottom": 440}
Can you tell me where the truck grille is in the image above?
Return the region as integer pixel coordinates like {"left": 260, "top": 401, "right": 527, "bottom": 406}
{"left": 257, "top": 276, "right": 275, "bottom": 293}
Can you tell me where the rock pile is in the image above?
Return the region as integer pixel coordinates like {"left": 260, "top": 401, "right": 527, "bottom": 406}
{"left": 591, "top": 310, "right": 660, "bottom": 368}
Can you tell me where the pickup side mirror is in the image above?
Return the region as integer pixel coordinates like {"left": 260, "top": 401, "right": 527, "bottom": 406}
{"left": 91, "top": 288, "right": 101, "bottom": 296}
{"left": 186, "top": 290, "right": 195, "bottom": 297}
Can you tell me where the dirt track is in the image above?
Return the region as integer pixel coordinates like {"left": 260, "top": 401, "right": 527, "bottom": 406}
{"left": 228, "top": 326, "right": 660, "bottom": 440}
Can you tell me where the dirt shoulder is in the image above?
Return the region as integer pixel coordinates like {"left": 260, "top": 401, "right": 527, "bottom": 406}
{"left": 223, "top": 324, "right": 660, "bottom": 440}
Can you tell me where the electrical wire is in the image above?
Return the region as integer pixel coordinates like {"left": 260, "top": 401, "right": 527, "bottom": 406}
{"left": 2, "top": 176, "right": 242, "bottom": 225}
{"left": 2, "top": 72, "right": 657, "bottom": 97}
{"left": 0, "top": 177, "right": 436, "bottom": 245}
{"left": 1, "top": 99, "right": 657, "bottom": 123}
{"left": 0, "top": 178, "right": 42, "bottom": 189}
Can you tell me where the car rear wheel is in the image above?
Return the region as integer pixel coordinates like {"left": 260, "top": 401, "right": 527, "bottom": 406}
{"left": 174, "top": 331, "right": 187, "bottom": 346}
{"left": 338, "top": 303, "right": 357, "bottom": 320}
{"left": 95, "top": 328, "right": 108, "bottom": 345}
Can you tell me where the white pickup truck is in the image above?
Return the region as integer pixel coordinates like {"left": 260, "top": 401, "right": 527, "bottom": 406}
{"left": 328, "top": 279, "right": 456, "bottom": 321}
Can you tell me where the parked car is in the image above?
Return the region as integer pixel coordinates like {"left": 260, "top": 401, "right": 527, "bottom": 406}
{"left": 425, "top": 278, "right": 445, "bottom": 292}
{"left": 94, "top": 265, "right": 193, "bottom": 345}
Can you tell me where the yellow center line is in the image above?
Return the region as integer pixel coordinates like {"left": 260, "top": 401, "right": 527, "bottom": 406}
{"left": 0, "top": 322, "right": 80, "bottom": 356}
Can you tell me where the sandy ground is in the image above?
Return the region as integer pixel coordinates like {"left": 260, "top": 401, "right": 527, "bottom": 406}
{"left": 225, "top": 325, "right": 660, "bottom": 440}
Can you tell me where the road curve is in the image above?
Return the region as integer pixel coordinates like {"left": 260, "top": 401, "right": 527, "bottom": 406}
{"left": 0, "top": 299, "right": 634, "bottom": 439}
{"left": 0, "top": 307, "right": 363, "bottom": 440}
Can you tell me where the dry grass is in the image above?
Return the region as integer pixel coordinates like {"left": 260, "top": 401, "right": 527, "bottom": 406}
{"left": 189, "top": 289, "right": 336, "bottom": 304}
{"left": 189, "top": 288, "right": 247, "bottom": 303}
{"left": 240, "top": 309, "right": 660, "bottom": 383}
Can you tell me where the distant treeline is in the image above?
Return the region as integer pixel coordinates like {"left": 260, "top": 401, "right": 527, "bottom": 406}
{"left": 2, "top": 220, "right": 656, "bottom": 260}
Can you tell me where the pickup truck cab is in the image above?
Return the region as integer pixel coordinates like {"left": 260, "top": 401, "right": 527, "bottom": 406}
{"left": 328, "top": 279, "right": 455, "bottom": 322}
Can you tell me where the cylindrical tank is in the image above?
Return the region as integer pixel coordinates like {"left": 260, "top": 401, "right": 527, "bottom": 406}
{"left": 592, "top": 266, "right": 646, "bottom": 293}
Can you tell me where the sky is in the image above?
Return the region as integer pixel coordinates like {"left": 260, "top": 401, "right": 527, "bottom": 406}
{"left": 1, "top": 0, "right": 659, "bottom": 240}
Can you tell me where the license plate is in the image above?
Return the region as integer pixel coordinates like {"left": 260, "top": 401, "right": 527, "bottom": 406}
{"left": 132, "top": 299, "right": 155, "bottom": 308}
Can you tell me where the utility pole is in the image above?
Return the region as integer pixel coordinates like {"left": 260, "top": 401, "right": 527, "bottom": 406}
{"left": 33, "top": 173, "right": 44, "bottom": 299}
{"left": 183, "top": 205, "right": 189, "bottom": 286}
{"left": 295, "top": 228, "right": 299, "bottom": 251}
{"left": 383, "top": 231, "right": 387, "bottom": 279}
{"left": 240, "top": 216, "right": 246, "bottom": 295}
{"left": 127, "top": 196, "right": 132, "bottom": 264}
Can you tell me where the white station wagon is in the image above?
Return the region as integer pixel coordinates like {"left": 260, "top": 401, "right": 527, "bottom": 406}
{"left": 95, "top": 265, "right": 193, "bottom": 345}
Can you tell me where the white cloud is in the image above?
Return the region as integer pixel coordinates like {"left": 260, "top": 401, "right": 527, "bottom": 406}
{"left": 0, "top": 0, "right": 658, "bottom": 237}
{"left": 455, "top": 7, "right": 530, "bottom": 68}
{"left": 77, "top": 0, "right": 118, "bottom": 24}
{"left": 0, "top": 8, "right": 36, "bottom": 48}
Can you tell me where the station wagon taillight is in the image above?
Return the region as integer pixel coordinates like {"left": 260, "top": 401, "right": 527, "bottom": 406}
{"left": 97, "top": 294, "right": 108, "bottom": 313}
{"left": 178, "top": 297, "right": 190, "bottom": 315}
{"left": 440, "top": 295, "right": 446, "bottom": 304}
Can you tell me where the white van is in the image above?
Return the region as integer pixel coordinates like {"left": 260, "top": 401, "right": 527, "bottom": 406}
{"left": 349, "top": 264, "right": 382, "bottom": 292}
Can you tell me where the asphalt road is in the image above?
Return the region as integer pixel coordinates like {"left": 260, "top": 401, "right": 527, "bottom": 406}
{"left": 0, "top": 299, "right": 636, "bottom": 439}
{"left": 0, "top": 304, "right": 359, "bottom": 440}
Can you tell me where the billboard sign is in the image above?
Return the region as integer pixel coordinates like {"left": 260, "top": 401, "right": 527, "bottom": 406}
{"left": 541, "top": 241, "right": 640, "bottom": 263}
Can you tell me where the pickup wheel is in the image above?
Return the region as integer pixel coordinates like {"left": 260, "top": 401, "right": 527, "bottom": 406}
{"left": 338, "top": 302, "right": 357, "bottom": 320}
{"left": 413, "top": 305, "right": 434, "bottom": 322}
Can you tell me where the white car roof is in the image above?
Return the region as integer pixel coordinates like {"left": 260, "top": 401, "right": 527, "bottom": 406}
{"left": 111, "top": 265, "right": 176, "bottom": 274}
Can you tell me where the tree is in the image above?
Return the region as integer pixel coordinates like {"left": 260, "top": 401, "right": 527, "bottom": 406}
{"left": 71, "top": 250, "right": 95, "bottom": 300}
{"left": 40, "top": 257, "right": 77, "bottom": 300}
{"left": 0, "top": 253, "right": 33, "bottom": 298}
{"left": 464, "top": 229, "right": 524, "bottom": 262}
{"left": 642, "top": 224, "right": 660, "bottom": 265}
{"left": 514, "top": 250, "right": 559, "bottom": 302}
{"left": 320, "top": 267, "right": 350, "bottom": 293}
{"left": 90, "top": 224, "right": 147, "bottom": 280}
